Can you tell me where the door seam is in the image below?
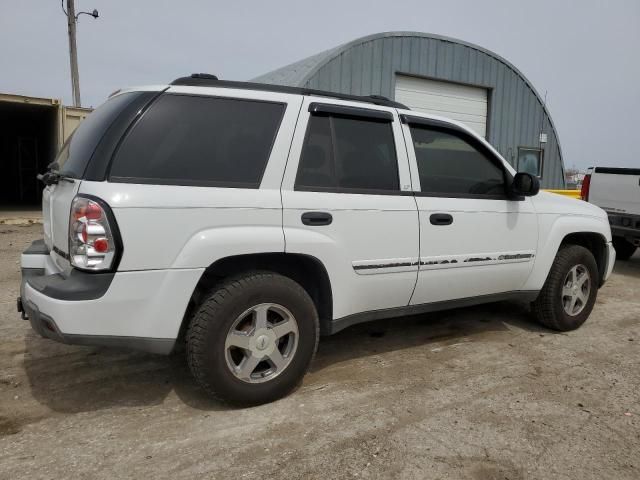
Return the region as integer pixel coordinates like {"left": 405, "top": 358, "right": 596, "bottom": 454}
{"left": 279, "top": 100, "right": 305, "bottom": 253}
{"left": 407, "top": 193, "right": 421, "bottom": 305}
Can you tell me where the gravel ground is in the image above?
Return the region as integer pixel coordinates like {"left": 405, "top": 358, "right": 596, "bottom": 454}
{"left": 0, "top": 224, "right": 638, "bottom": 479}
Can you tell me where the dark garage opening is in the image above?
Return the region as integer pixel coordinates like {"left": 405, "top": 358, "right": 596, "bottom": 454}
{"left": 0, "top": 101, "right": 58, "bottom": 207}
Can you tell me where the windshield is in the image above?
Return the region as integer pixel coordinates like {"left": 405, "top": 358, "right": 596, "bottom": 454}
{"left": 56, "top": 92, "right": 140, "bottom": 178}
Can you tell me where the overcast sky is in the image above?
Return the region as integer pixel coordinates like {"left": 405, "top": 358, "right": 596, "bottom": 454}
{"left": 1, "top": 0, "right": 638, "bottom": 170}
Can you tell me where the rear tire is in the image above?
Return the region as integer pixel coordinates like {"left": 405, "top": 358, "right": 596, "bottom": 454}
{"left": 532, "top": 245, "right": 599, "bottom": 331}
{"left": 186, "top": 272, "right": 319, "bottom": 406}
{"left": 613, "top": 236, "right": 637, "bottom": 261}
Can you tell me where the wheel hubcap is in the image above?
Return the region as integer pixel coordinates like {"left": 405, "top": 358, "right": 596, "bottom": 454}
{"left": 255, "top": 335, "right": 269, "bottom": 350}
{"left": 562, "top": 264, "right": 591, "bottom": 316}
{"left": 224, "top": 303, "right": 298, "bottom": 383}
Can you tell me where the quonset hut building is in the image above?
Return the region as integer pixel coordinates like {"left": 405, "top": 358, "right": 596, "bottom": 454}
{"left": 254, "top": 31, "right": 565, "bottom": 188}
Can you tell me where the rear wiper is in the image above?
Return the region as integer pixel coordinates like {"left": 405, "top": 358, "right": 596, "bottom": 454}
{"left": 37, "top": 170, "right": 75, "bottom": 186}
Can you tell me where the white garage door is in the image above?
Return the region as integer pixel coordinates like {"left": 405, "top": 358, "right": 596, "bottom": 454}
{"left": 394, "top": 75, "right": 488, "bottom": 137}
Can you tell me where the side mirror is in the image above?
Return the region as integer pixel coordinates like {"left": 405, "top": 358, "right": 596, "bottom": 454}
{"left": 511, "top": 172, "right": 540, "bottom": 197}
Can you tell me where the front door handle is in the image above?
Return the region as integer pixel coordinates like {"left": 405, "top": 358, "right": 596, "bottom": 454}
{"left": 301, "top": 211, "right": 333, "bottom": 226}
{"left": 430, "top": 213, "right": 453, "bottom": 226}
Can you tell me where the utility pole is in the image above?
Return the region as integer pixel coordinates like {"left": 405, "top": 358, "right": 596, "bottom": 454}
{"left": 66, "top": 0, "right": 81, "bottom": 107}
{"left": 62, "top": 1, "right": 99, "bottom": 107}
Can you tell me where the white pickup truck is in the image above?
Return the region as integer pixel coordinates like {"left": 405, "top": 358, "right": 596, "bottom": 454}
{"left": 17, "top": 75, "right": 615, "bottom": 405}
{"left": 582, "top": 167, "right": 640, "bottom": 260}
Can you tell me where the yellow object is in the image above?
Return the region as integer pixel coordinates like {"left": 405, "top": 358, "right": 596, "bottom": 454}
{"left": 544, "top": 189, "right": 582, "bottom": 199}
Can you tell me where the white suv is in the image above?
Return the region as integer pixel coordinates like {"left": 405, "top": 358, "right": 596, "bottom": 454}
{"left": 18, "top": 74, "right": 616, "bottom": 405}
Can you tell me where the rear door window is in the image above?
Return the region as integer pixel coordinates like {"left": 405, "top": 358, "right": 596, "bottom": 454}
{"left": 109, "top": 94, "right": 285, "bottom": 188}
{"left": 295, "top": 113, "right": 399, "bottom": 193}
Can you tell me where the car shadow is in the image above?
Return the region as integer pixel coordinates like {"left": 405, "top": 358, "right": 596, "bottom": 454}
{"left": 309, "top": 301, "right": 547, "bottom": 374}
{"left": 21, "top": 333, "right": 206, "bottom": 413}
{"left": 22, "top": 300, "right": 549, "bottom": 414}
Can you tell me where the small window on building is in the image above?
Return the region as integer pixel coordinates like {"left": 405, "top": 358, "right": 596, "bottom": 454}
{"left": 409, "top": 126, "right": 506, "bottom": 196}
{"left": 295, "top": 115, "right": 399, "bottom": 192}
{"left": 109, "top": 94, "right": 285, "bottom": 187}
{"left": 517, "top": 147, "right": 543, "bottom": 178}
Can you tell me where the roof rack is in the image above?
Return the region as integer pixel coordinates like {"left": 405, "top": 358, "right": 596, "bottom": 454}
{"left": 170, "top": 74, "right": 409, "bottom": 109}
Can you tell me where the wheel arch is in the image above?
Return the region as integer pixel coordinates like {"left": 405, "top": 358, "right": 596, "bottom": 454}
{"left": 177, "top": 252, "right": 334, "bottom": 345}
{"left": 560, "top": 232, "right": 608, "bottom": 286}
{"left": 524, "top": 214, "right": 611, "bottom": 291}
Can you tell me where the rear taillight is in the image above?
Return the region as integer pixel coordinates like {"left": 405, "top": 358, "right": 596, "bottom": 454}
{"left": 580, "top": 174, "right": 591, "bottom": 201}
{"left": 69, "top": 196, "right": 119, "bottom": 271}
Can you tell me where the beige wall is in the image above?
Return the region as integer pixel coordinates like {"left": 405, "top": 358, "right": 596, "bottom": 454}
{"left": 61, "top": 106, "right": 92, "bottom": 144}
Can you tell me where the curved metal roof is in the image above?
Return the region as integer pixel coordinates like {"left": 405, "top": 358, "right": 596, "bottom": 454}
{"left": 253, "top": 31, "right": 564, "bottom": 187}
{"left": 255, "top": 31, "right": 541, "bottom": 99}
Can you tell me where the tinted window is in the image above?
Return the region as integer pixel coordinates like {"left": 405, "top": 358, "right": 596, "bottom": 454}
{"left": 296, "top": 115, "right": 399, "bottom": 192}
{"left": 110, "top": 94, "right": 284, "bottom": 187}
{"left": 57, "top": 92, "right": 141, "bottom": 178}
{"left": 410, "top": 126, "right": 506, "bottom": 196}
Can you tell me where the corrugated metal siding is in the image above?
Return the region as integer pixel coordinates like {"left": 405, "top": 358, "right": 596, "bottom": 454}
{"left": 254, "top": 32, "right": 565, "bottom": 188}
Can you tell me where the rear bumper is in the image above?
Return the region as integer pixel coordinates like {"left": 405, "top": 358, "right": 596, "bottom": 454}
{"left": 19, "top": 239, "right": 203, "bottom": 355}
{"left": 20, "top": 298, "right": 176, "bottom": 354}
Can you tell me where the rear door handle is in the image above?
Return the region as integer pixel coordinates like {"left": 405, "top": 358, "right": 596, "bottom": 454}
{"left": 301, "top": 211, "right": 333, "bottom": 226}
{"left": 430, "top": 213, "right": 453, "bottom": 226}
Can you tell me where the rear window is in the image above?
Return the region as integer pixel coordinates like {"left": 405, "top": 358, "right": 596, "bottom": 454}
{"left": 57, "top": 92, "right": 142, "bottom": 178}
{"left": 109, "top": 94, "right": 285, "bottom": 188}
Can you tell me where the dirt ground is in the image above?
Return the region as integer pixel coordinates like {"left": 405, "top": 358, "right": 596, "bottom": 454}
{"left": 0, "top": 224, "right": 638, "bottom": 480}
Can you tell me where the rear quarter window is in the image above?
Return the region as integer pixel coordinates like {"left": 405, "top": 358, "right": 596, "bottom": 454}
{"left": 109, "top": 94, "right": 285, "bottom": 188}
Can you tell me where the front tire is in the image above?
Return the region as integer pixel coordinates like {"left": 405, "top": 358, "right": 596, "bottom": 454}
{"left": 186, "top": 272, "right": 319, "bottom": 406}
{"left": 532, "top": 245, "right": 599, "bottom": 331}
{"left": 613, "top": 236, "right": 637, "bottom": 261}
